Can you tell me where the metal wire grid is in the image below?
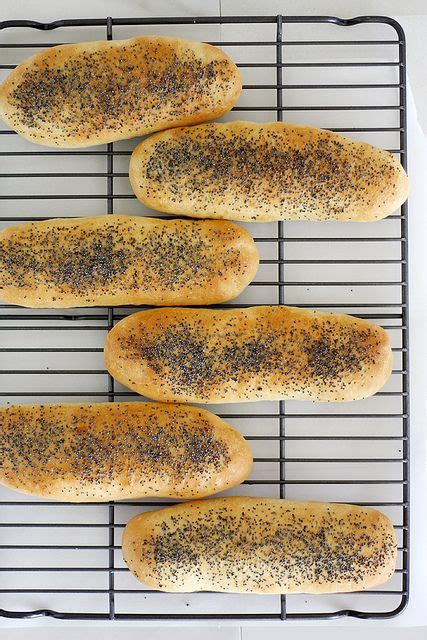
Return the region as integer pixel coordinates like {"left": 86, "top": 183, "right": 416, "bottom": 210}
{"left": 0, "top": 15, "right": 408, "bottom": 621}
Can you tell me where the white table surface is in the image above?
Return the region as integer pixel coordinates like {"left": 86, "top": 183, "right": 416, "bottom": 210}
{"left": 0, "top": 1, "right": 426, "bottom": 638}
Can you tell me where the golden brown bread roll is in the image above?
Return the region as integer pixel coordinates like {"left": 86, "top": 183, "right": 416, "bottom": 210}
{"left": 129, "top": 121, "right": 409, "bottom": 222}
{"left": 0, "top": 36, "right": 241, "bottom": 147}
{"left": 0, "top": 403, "right": 252, "bottom": 502}
{"left": 104, "top": 305, "right": 393, "bottom": 404}
{"left": 122, "top": 497, "right": 397, "bottom": 593}
{"left": 0, "top": 215, "right": 258, "bottom": 308}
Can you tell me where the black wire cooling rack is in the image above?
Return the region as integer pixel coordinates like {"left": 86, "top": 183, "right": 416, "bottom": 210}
{"left": 0, "top": 14, "right": 409, "bottom": 621}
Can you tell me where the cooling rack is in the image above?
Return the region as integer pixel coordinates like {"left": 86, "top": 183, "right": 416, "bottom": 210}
{"left": 0, "top": 14, "right": 408, "bottom": 621}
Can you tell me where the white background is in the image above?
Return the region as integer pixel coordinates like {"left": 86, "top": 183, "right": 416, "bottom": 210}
{"left": 0, "top": 1, "right": 426, "bottom": 639}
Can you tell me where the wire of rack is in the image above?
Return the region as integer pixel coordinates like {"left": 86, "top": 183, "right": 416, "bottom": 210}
{"left": 0, "top": 14, "right": 409, "bottom": 621}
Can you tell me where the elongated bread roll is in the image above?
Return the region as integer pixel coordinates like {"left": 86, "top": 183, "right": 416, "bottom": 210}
{"left": 0, "top": 403, "right": 252, "bottom": 502}
{"left": 0, "top": 36, "right": 241, "bottom": 147}
{"left": 130, "top": 121, "right": 408, "bottom": 222}
{"left": 122, "top": 497, "right": 397, "bottom": 593}
{"left": 0, "top": 215, "right": 258, "bottom": 308}
{"left": 105, "top": 305, "right": 392, "bottom": 404}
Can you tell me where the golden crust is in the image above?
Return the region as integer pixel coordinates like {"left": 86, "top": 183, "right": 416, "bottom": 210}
{"left": 122, "top": 497, "right": 397, "bottom": 594}
{"left": 0, "top": 215, "right": 258, "bottom": 308}
{"left": 0, "top": 403, "right": 252, "bottom": 502}
{"left": 104, "top": 305, "right": 393, "bottom": 404}
{"left": 130, "top": 121, "right": 409, "bottom": 222}
{"left": 0, "top": 36, "right": 242, "bottom": 147}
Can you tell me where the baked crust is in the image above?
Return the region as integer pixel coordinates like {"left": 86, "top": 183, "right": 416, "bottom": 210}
{"left": 0, "top": 402, "right": 252, "bottom": 501}
{"left": 105, "top": 305, "right": 393, "bottom": 403}
{"left": 0, "top": 36, "right": 242, "bottom": 147}
{"left": 130, "top": 121, "right": 408, "bottom": 221}
{"left": 0, "top": 215, "right": 258, "bottom": 308}
{"left": 122, "top": 497, "right": 397, "bottom": 593}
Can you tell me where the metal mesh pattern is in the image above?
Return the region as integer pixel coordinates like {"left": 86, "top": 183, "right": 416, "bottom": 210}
{"left": 0, "top": 15, "right": 408, "bottom": 621}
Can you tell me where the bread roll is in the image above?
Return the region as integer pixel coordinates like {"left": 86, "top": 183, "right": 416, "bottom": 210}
{"left": 0, "top": 403, "right": 252, "bottom": 501}
{"left": 122, "top": 497, "right": 397, "bottom": 593}
{"left": 0, "top": 36, "right": 241, "bottom": 147}
{"left": 129, "top": 121, "right": 408, "bottom": 222}
{"left": 0, "top": 215, "right": 258, "bottom": 308}
{"left": 104, "top": 305, "right": 392, "bottom": 404}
